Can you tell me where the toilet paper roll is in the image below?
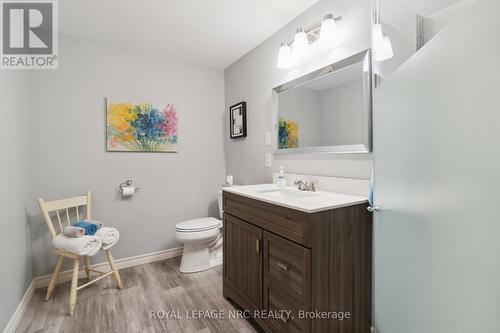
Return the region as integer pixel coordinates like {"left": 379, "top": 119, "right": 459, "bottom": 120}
{"left": 121, "top": 186, "right": 135, "bottom": 197}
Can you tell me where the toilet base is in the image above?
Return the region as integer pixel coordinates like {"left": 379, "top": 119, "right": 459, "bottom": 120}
{"left": 179, "top": 236, "right": 222, "bottom": 273}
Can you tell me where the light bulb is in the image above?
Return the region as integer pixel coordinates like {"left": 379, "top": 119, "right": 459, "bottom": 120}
{"left": 375, "top": 36, "right": 394, "bottom": 61}
{"left": 292, "top": 28, "right": 309, "bottom": 60}
{"left": 319, "top": 14, "right": 337, "bottom": 49}
{"left": 276, "top": 42, "right": 293, "bottom": 69}
{"left": 372, "top": 23, "right": 384, "bottom": 46}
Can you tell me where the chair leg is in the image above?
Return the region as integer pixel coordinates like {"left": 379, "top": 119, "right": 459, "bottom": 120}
{"left": 45, "top": 255, "right": 64, "bottom": 301}
{"left": 84, "top": 256, "right": 91, "bottom": 279}
{"left": 69, "top": 257, "right": 79, "bottom": 316}
{"left": 105, "top": 249, "right": 122, "bottom": 289}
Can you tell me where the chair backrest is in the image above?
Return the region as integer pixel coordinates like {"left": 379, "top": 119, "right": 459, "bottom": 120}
{"left": 38, "top": 191, "right": 92, "bottom": 239}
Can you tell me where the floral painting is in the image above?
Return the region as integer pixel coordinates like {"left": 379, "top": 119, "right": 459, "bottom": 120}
{"left": 278, "top": 117, "right": 299, "bottom": 149}
{"left": 107, "top": 100, "right": 178, "bottom": 152}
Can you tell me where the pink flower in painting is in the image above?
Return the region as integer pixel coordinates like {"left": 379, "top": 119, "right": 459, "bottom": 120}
{"left": 162, "top": 104, "right": 177, "bottom": 138}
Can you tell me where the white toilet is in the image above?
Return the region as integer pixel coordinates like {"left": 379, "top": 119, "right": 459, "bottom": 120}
{"left": 175, "top": 189, "right": 223, "bottom": 273}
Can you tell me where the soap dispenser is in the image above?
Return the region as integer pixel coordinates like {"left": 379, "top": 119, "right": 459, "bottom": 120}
{"left": 277, "top": 166, "right": 287, "bottom": 187}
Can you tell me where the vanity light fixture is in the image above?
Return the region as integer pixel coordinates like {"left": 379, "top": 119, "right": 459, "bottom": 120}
{"left": 277, "top": 42, "right": 293, "bottom": 69}
{"left": 372, "top": 23, "right": 384, "bottom": 45}
{"left": 373, "top": 22, "right": 394, "bottom": 61}
{"left": 373, "top": 0, "right": 394, "bottom": 62}
{"left": 319, "top": 14, "right": 337, "bottom": 48}
{"left": 292, "top": 28, "right": 309, "bottom": 60}
{"left": 375, "top": 36, "right": 393, "bottom": 61}
{"left": 276, "top": 14, "right": 342, "bottom": 69}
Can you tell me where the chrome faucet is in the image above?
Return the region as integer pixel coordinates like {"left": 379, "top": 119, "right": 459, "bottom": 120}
{"left": 294, "top": 180, "right": 316, "bottom": 191}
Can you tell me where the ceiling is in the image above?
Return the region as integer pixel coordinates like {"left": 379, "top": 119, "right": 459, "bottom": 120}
{"left": 396, "top": 0, "right": 464, "bottom": 16}
{"left": 59, "top": 0, "right": 318, "bottom": 69}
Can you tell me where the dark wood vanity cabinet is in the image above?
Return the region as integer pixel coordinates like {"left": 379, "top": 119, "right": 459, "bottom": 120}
{"left": 223, "top": 191, "right": 372, "bottom": 333}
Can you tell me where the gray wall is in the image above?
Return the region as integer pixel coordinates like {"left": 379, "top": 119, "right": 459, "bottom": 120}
{"left": 27, "top": 35, "right": 226, "bottom": 276}
{"left": 0, "top": 71, "right": 33, "bottom": 329}
{"left": 224, "top": 0, "right": 374, "bottom": 185}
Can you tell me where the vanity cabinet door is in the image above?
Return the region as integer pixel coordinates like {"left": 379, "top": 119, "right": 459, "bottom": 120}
{"left": 223, "top": 212, "right": 263, "bottom": 311}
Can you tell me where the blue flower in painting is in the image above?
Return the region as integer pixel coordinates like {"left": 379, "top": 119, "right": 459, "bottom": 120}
{"left": 168, "top": 135, "right": 177, "bottom": 144}
{"left": 131, "top": 104, "right": 165, "bottom": 142}
{"left": 278, "top": 121, "right": 288, "bottom": 149}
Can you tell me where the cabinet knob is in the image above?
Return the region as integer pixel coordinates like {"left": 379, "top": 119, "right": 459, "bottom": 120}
{"left": 367, "top": 206, "right": 380, "bottom": 212}
{"left": 256, "top": 239, "right": 260, "bottom": 252}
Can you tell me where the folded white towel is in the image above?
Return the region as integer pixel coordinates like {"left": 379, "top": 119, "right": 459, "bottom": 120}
{"left": 95, "top": 227, "right": 119, "bottom": 250}
{"left": 52, "top": 234, "right": 102, "bottom": 256}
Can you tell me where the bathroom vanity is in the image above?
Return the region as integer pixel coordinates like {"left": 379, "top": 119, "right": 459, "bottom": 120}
{"left": 222, "top": 184, "right": 372, "bottom": 333}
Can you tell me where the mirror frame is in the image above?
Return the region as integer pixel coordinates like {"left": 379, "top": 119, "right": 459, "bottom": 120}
{"left": 272, "top": 49, "right": 373, "bottom": 155}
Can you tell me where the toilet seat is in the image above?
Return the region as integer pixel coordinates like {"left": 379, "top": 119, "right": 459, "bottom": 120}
{"left": 175, "top": 217, "right": 221, "bottom": 232}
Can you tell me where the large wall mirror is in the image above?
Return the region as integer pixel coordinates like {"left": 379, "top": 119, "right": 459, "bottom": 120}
{"left": 272, "top": 49, "right": 372, "bottom": 155}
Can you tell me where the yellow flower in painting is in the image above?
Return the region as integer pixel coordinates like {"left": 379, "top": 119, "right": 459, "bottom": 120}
{"left": 107, "top": 103, "right": 136, "bottom": 132}
{"left": 138, "top": 102, "right": 151, "bottom": 111}
{"left": 121, "top": 132, "right": 134, "bottom": 142}
{"left": 287, "top": 121, "right": 299, "bottom": 148}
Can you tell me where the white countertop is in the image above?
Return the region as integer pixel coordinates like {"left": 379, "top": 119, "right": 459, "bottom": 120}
{"left": 222, "top": 183, "right": 368, "bottom": 213}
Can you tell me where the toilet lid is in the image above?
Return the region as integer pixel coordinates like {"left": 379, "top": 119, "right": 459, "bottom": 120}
{"left": 175, "top": 217, "right": 222, "bottom": 232}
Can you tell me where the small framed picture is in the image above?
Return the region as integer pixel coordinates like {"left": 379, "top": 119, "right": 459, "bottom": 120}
{"left": 229, "top": 101, "right": 247, "bottom": 139}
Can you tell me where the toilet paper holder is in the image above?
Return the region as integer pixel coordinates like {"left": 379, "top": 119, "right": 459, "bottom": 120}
{"left": 119, "top": 180, "right": 140, "bottom": 195}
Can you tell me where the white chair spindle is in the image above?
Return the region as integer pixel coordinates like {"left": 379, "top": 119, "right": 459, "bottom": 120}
{"left": 56, "top": 210, "right": 63, "bottom": 233}
{"left": 66, "top": 208, "right": 70, "bottom": 226}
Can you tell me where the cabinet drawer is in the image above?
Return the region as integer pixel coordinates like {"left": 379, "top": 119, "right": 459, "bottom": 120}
{"left": 264, "top": 231, "right": 311, "bottom": 305}
{"left": 223, "top": 191, "right": 311, "bottom": 247}
{"left": 263, "top": 278, "right": 310, "bottom": 333}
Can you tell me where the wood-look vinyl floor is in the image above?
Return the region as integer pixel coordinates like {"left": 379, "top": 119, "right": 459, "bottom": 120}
{"left": 16, "top": 257, "right": 259, "bottom": 333}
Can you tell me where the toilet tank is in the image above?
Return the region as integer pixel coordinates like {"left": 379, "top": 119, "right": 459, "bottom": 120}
{"left": 217, "top": 189, "right": 223, "bottom": 219}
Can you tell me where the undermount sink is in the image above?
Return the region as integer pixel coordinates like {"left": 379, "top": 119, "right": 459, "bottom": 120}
{"left": 254, "top": 187, "right": 319, "bottom": 199}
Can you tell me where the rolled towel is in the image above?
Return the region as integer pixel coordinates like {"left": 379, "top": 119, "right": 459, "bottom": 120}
{"left": 63, "top": 226, "right": 85, "bottom": 238}
{"left": 95, "top": 227, "right": 120, "bottom": 250}
{"left": 52, "top": 234, "right": 102, "bottom": 256}
{"left": 73, "top": 221, "right": 98, "bottom": 235}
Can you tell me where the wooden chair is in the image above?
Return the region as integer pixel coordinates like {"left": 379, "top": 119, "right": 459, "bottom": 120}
{"left": 38, "top": 191, "right": 122, "bottom": 316}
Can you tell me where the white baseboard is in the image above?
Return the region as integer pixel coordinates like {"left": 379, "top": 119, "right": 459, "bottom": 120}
{"left": 34, "top": 246, "right": 183, "bottom": 289}
{"left": 3, "top": 247, "right": 183, "bottom": 333}
{"left": 2, "top": 280, "right": 34, "bottom": 333}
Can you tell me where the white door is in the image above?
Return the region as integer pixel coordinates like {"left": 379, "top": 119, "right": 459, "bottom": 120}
{"left": 372, "top": 0, "right": 500, "bottom": 332}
